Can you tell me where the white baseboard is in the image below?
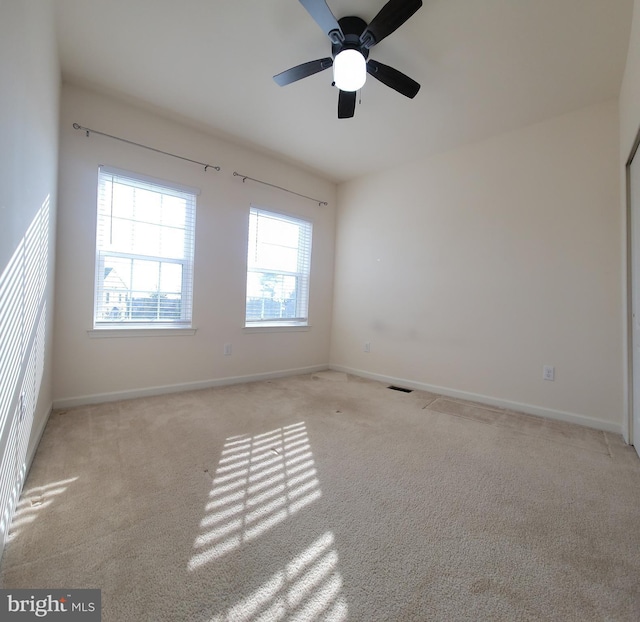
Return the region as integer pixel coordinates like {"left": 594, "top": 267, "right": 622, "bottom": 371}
{"left": 52, "top": 363, "right": 623, "bottom": 436}
{"left": 52, "top": 365, "right": 330, "bottom": 410}
{"left": 330, "top": 365, "right": 623, "bottom": 435}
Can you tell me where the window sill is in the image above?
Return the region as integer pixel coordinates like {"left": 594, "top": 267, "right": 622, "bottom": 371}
{"left": 88, "top": 327, "right": 197, "bottom": 338}
{"left": 243, "top": 324, "right": 311, "bottom": 333}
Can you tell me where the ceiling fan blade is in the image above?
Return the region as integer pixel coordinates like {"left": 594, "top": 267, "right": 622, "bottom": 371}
{"left": 367, "top": 59, "right": 420, "bottom": 98}
{"left": 360, "top": 0, "right": 422, "bottom": 48}
{"left": 299, "top": 0, "right": 344, "bottom": 43}
{"left": 338, "top": 90, "right": 357, "bottom": 118}
{"left": 273, "top": 58, "right": 333, "bottom": 86}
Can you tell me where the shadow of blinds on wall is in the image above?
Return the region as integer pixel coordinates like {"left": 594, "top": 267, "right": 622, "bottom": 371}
{"left": 0, "top": 196, "right": 50, "bottom": 554}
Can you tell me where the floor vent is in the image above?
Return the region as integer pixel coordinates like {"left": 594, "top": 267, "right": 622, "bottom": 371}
{"left": 388, "top": 385, "right": 413, "bottom": 393}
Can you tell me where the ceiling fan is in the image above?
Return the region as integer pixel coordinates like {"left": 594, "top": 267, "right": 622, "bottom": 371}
{"left": 274, "top": 0, "right": 423, "bottom": 119}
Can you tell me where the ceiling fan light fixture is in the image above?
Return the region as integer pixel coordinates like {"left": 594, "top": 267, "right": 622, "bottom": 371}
{"left": 333, "top": 49, "right": 366, "bottom": 91}
{"left": 274, "top": 0, "right": 423, "bottom": 118}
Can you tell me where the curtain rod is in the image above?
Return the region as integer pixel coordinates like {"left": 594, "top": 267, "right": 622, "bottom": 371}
{"left": 233, "top": 172, "right": 328, "bottom": 206}
{"left": 72, "top": 123, "right": 221, "bottom": 172}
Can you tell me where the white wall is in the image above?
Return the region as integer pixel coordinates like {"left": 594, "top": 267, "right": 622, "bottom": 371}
{"left": 620, "top": 0, "right": 640, "bottom": 443}
{"left": 621, "top": 1, "right": 640, "bottom": 160}
{"left": 331, "top": 100, "right": 622, "bottom": 432}
{"left": 0, "top": 0, "right": 59, "bottom": 547}
{"left": 54, "top": 84, "right": 336, "bottom": 405}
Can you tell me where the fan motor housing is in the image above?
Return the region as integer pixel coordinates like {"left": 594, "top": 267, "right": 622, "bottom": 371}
{"left": 332, "top": 16, "right": 370, "bottom": 59}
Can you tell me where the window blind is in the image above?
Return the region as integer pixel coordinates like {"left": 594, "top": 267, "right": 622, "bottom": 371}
{"left": 246, "top": 207, "right": 313, "bottom": 325}
{"left": 94, "top": 166, "right": 197, "bottom": 328}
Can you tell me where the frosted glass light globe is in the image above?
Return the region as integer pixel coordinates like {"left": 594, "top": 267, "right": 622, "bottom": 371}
{"left": 333, "top": 49, "right": 366, "bottom": 92}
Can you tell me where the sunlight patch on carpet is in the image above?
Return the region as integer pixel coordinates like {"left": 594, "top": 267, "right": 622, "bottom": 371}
{"left": 189, "top": 422, "right": 321, "bottom": 569}
{"left": 189, "top": 423, "right": 348, "bottom": 620}
{"left": 210, "top": 531, "right": 348, "bottom": 622}
{"left": 7, "top": 476, "right": 78, "bottom": 542}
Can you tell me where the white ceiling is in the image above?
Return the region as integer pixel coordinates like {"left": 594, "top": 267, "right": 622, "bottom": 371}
{"left": 54, "top": 0, "right": 633, "bottom": 183}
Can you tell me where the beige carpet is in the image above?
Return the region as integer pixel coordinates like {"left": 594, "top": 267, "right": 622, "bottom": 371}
{"left": 1, "top": 372, "right": 640, "bottom": 621}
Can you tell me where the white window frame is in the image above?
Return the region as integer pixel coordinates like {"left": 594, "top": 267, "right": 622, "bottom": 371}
{"left": 93, "top": 166, "right": 197, "bottom": 331}
{"left": 245, "top": 207, "right": 313, "bottom": 328}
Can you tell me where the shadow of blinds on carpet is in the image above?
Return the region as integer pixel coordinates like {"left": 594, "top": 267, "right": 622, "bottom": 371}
{"left": 188, "top": 421, "right": 348, "bottom": 621}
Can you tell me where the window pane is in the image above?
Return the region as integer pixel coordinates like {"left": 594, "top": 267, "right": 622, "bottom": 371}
{"left": 111, "top": 183, "right": 135, "bottom": 220}
{"left": 104, "top": 256, "right": 131, "bottom": 289}
{"left": 99, "top": 257, "right": 131, "bottom": 321}
{"left": 161, "top": 195, "right": 187, "bottom": 228}
{"left": 133, "top": 222, "right": 163, "bottom": 256}
{"left": 254, "top": 244, "right": 298, "bottom": 273}
{"left": 130, "top": 295, "right": 157, "bottom": 321}
{"left": 158, "top": 294, "right": 182, "bottom": 320}
{"left": 249, "top": 216, "right": 300, "bottom": 272}
{"left": 258, "top": 217, "right": 299, "bottom": 247}
{"left": 159, "top": 262, "right": 182, "bottom": 294}
{"left": 159, "top": 226, "right": 185, "bottom": 260}
{"left": 131, "top": 259, "right": 160, "bottom": 294}
{"left": 246, "top": 272, "right": 298, "bottom": 320}
{"left": 131, "top": 187, "right": 161, "bottom": 224}
{"left": 108, "top": 218, "right": 135, "bottom": 253}
{"left": 94, "top": 166, "right": 196, "bottom": 327}
{"left": 246, "top": 208, "right": 312, "bottom": 325}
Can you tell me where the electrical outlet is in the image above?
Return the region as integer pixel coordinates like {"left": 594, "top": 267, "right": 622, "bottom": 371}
{"left": 543, "top": 365, "right": 555, "bottom": 381}
{"left": 224, "top": 343, "right": 232, "bottom": 356}
{"left": 364, "top": 342, "right": 371, "bottom": 353}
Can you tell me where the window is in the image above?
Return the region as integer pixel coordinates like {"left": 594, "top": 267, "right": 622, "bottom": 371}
{"left": 246, "top": 207, "right": 312, "bottom": 327}
{"left": 94, "top": 166, "right": 197, "bottom": 329}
